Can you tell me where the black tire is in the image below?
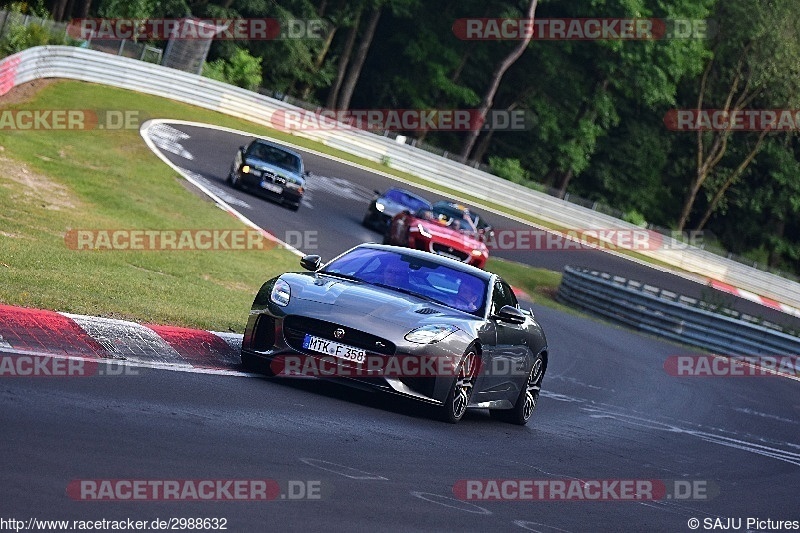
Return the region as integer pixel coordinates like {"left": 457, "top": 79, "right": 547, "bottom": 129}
{"left": 439, "top": 347, "right": 479, "bottom": 423}
{"left": 362, "top": 212, "right": 373, "bottom": 228}
{"left": 229, "top": 168, "right": 242, "bottom": 189}
{"left": 490, "top": 352, "right": 544, "bottom": 425}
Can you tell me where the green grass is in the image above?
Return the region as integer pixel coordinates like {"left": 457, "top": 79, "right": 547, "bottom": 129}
{"left": 485, "top": 257, "right": 576, "bottom": 313}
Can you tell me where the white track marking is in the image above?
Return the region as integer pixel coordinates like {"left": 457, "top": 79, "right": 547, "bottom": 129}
{"left": 147, "top": 123, "right": 194, "bottom": 160}
{"left": 409, "top": 492, "right": 492, "bottom": 515}
{"left": 299, "top": 458, "right": 388, "bottom": 480}
{"left": 512, "top": 521, "right": 573, "bottom": 532}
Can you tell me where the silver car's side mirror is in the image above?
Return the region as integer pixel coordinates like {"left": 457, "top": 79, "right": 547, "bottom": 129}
{"left": 300, "top": 255, "right": 321, "bottom": 271}
{"left": 495, "top": 305, "right": 526, "bottom": 324}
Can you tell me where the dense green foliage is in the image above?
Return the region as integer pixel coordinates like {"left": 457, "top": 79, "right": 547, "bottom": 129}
{"left": 12, "top": 0, "right": 800, "bottom": 275}
{"left": 202, "top": 47, "right": 263, "bottom": 90}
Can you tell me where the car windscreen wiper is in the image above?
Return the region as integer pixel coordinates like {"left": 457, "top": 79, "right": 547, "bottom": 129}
{"left": 318, "top": 271, "right": 363, "bottom": 282}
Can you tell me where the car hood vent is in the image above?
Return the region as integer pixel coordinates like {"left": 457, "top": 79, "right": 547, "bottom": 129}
{"left": 415, "top": 307, "right": 441, "bottom": 315}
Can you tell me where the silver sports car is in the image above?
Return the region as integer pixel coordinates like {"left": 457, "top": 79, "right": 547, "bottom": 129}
{"left": 241, "top": 243, "right": 548, "bottom": 424}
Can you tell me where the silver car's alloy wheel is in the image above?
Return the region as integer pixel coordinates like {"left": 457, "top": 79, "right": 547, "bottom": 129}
{"left": 443, "top": 349, "right": 478, "bottom": 423}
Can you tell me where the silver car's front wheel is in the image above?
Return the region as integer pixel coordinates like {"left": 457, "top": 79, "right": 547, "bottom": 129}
{"left": 440, "top": 348, "right": 479, "bottom": 424}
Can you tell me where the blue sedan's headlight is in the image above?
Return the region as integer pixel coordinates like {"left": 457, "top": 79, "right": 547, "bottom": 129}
{"left": 271, "top": 279, "right": 291, "bottom": 306}
{"left": 405, "top": 324, "right": 458, "bottom": 344}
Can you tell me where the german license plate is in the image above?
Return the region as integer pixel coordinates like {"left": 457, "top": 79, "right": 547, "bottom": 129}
{"left": 302, "top": 334, "right": 366, "bottom": 363}
{"left": 261, "top": 181, "right": 283, "bottom": 194}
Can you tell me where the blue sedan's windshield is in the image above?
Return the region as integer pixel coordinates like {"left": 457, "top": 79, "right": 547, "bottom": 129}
{"left": 322, "top": 248, "right": 487, "bottom": 316}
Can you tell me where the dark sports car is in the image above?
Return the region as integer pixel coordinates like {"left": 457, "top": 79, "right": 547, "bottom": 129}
{"left": 241, "top": 243, "right": 548, "bottom": 424}
{"left": 228, "top": 138, "right": 307, "bottom": 211}
{"left": 430, "top": 201, "right": 495, "bottom": 239}
{"left": 362, "top": 187, "right": 432, "bottom": 231}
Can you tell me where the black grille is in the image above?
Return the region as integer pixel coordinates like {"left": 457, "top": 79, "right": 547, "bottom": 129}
{"left": 432, "top": 243, "right": 469, "bottom": 261}
{"left": 283, "top": 315, "right": 396, "bottom": 356}
{"left": 414, "top": 307, "right": 441, "bottom": 315}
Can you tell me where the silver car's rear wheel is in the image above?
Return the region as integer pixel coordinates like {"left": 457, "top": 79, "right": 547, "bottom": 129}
{"left": 440, "top": 348, "right": 479, "bottom": 424}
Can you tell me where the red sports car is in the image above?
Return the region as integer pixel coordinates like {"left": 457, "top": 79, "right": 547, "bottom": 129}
{"left": 385, "top": 204, "right": 489, "bottom": 268}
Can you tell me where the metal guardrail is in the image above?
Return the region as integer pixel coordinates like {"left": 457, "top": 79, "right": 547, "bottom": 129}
{"left": 1, "top": 45, "right": 800, "bottom": 313}
{"left": 557, "top": 266, "right": 800, "bottom": 356}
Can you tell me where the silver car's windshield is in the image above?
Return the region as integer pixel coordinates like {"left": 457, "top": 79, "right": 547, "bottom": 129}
{"left": 321, "top": 248, "right": 488, "bottom": 316}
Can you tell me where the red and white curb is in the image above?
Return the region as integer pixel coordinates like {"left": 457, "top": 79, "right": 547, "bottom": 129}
{"left": 0, "top": 304, "right": 249, "bottom": 376}
{"left": 709, "top": 280, "right": 800, "bottom": 319}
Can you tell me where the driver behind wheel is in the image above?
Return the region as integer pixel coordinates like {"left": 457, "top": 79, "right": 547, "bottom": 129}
{"left": 454, "top": 278, "right": 484, "bottom": 312}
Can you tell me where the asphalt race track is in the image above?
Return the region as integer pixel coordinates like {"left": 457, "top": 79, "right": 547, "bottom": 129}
{"left": 1, "top": 122, "right": 798, "bottom": 532}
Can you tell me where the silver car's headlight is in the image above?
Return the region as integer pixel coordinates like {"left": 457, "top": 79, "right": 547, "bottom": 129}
{"left": 271, "top": 279, "right": 291, "bottom": 306}
{"left": 375, "top": 201, "right": 386, "bottom": 212}
{"left": 405, "top": 324, "right": 459, "bottom": 344}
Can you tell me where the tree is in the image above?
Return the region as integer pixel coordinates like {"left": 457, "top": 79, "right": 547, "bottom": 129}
{"left": 202, "top": 47, "right": 262, "bottom": 90}
{"left": 325, "top": 5, "right": 361, "bottom": 108}
{"left": 676, "top": 0, "right": 800, "bottom": 231}
{"left": 707, "top": 135, "right": 800, "bottom": 271}
{"left": 458, "top": 0, "right": 537, "bottom": 161}
{"left": 336, "top": 6, "right": 380, "bottom": 110}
